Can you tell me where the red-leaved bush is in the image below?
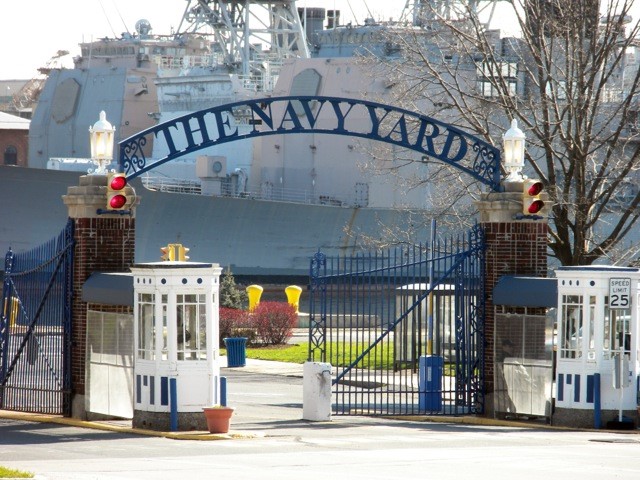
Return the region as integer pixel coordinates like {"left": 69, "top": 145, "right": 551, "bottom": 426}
{"left": 252, "top": 301, "right": 297, "bottom": 345}
{"left": 219, "top": 307, "right": 252, "bottom": 346}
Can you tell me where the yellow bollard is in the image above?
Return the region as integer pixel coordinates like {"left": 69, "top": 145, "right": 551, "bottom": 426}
{"left": 3, "top": 296, "right": 19, "bottom": 327}
{"left": 246, "top": 284, "right": 263, "bottom": 311}
{"left": 285, "top": 285, "right": 302, "bottom": 313}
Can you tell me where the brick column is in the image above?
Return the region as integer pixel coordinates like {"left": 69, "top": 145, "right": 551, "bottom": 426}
{"left": 476, "top": 184, "right": 548, "bottom": 416}
{"left": 63, "top": 174, "right": 138, "bottom": 419}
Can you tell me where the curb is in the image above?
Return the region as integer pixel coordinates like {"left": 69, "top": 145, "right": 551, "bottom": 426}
{"left": 0, "top": 410, "right": 258, "bottom": 440}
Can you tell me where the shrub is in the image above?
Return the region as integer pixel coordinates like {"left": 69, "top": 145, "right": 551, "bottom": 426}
{"left": 218, "top": 307, "right": 249, "bottom": 347}
{"left": 219, "top": 267, "right": 248, "bottom": 309}
{"left": 253, "top": 301, "right": 298, "bottom": 345}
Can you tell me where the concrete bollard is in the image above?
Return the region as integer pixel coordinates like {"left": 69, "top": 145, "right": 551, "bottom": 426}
{"left": 303, "top": 361, "right": 332, "bottom": 421}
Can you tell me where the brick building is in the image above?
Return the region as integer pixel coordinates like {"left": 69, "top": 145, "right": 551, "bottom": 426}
{"left": 0, "top": 111, "right": 29, "bottom": 167}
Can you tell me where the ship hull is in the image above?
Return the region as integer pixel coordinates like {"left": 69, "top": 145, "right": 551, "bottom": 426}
{"left": 0, "top": 166, "right": 428, "bottom": 277}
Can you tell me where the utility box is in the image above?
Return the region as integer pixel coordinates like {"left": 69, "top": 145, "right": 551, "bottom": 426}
{"left": 131, "top": 261, "right": 222, "bottom": 431}
{"left": 554, "top": 266, "right": 640, "bottom": 428}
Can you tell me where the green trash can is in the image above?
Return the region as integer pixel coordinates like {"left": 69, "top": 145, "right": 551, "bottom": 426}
{"left": 224, "top": 337, "right": 247, "bottom": 367}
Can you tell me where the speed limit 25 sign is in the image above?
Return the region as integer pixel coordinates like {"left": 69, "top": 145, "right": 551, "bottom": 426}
{"left": 609, "top": 277, "right": 631, "bottom": 309}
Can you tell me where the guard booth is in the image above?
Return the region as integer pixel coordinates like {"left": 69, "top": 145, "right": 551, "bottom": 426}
{"left": 492, "top": 276, "right": 557, "bottom": 421}
{"left": 554, "top": 266, "right": 640, "bottom": 428}
{"left": 131, "top": 261, "right": 222, "bottom": 431}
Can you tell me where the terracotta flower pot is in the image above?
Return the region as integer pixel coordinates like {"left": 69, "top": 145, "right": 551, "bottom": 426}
{"left": 202, "top": 406, "right": 234, "bottom": 433}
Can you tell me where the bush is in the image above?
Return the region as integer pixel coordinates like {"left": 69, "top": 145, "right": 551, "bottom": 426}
{"left": 220, "top": 267, "right": 248, "bottom": 309}
{"left": 219, "top": 307, "right": 257, "bottom": 346}
{"left": 253, "top": 301, "right": 298, "bottom": 345}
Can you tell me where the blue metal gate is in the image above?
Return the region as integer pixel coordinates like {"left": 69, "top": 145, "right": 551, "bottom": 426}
{"left": 0, "top": 220, "right": 74, "bottom": 415}
{"left": 309, "top": 224, "right": 485, "bottom": 416}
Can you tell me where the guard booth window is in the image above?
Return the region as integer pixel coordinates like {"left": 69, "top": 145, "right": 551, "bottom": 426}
{"left": 177, "top": 294, "right": 207, "bottom": 360}
{"left": 604, "top": 295, "right": 631, "bottom": 358}
{"left": 588, "top": 296, "right": 596, "bottom": 360}
{"left": 137, "top": 293, "right": 155, "bottom": 360}
{"left": 560, "top": 295, "right": 583, "bottom": 359}
{"left": 161, "top": 294, "right": 168, "bottom": 360}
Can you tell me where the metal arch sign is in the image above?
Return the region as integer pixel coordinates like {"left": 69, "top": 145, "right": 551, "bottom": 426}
{"left": 119, "top": 95, "right": 502, "bottom": 191}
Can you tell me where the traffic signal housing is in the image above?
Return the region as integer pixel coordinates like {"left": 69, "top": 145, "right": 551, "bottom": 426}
{"left": 522, "top": 179, "right": 545, "bottom": 215}
{"left": 160, "top": 244, "right": 190, "bottom": 262}
{"left": 107, "top": 172, "right": 129, "bottom": 210}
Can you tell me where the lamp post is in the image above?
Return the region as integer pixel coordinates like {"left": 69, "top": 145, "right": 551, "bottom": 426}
{"left": 89, "top": 111, "right": 115, "bottom": 175}
{"left": 502, "top": 118, "right": 525, "bottom": 182}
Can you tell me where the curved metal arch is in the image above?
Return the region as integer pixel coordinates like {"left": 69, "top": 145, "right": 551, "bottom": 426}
{"left": 119, "top": 96, "right": 502, "bottom": 191}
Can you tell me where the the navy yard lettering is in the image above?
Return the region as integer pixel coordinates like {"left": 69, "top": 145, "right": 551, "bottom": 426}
{"left": 120, "top": 96, "right": 501, "bottom": 190}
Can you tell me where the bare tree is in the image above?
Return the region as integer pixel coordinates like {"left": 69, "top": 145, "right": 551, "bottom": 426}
{"left": 365, "top": 0, "right": 640, "bottom": 266}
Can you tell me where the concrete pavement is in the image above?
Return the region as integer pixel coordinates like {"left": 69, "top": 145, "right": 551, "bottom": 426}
{"left": 1, "top": 356, "right": 638, "bottom": 440}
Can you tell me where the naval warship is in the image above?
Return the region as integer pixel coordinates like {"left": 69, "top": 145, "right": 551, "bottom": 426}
{"left": 2, "top": 1, "right": 474, "bottom": 277}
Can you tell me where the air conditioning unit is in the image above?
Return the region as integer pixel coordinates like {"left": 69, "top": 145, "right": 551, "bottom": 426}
{"left": 196, "top": 155, "right": 226, "bottom": 178}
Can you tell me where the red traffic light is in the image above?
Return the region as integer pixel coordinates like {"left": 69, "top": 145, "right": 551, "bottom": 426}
{"left": 522, "top": 179, "right": 545, "bottom": 216}
{"left": 109, "top": 194, "right": 127, "bottom": 209}
{"left": 107, "top": 173, "right": 129, "bottom": 210}
{"left": 526, "top": 199, "right": 545, "bottom": 214}
{"left": 109, "top": 175, "right": 127, "bottom": 191}
{"left": 526, "top": 181, "right": 543, "bottom": 196}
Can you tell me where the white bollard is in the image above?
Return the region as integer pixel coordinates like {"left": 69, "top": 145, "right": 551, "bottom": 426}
{"left": 303, "top": 361, "right": 332, "bottom": 421}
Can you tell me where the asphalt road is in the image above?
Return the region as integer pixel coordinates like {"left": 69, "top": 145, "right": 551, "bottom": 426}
{"left": 1, "top": 367, "right": 640, "bottom": 479}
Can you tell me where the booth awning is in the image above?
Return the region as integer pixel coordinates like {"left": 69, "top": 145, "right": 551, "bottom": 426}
{"left": 82, "top": 272, "right": 133, "bottom": 307}
{"left": 493, "top": 276, "right": 557, "bottom": 308}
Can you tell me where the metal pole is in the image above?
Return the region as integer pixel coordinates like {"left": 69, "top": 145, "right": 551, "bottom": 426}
{"left": 593, "top": 373, "right": 601, "bottom": 429}
{"left": 170, "top": 378, "right": 178, "bottom": 431}
{"left": 427, "top": 219, "right": 436, "bottom": 355}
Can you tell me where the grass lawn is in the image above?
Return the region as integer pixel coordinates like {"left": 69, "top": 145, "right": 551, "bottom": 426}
{"left": 0, "top": 466, "right": 33, "bottom": 478}
{"left": 224, "top": 341, "right": 394, "bottom": 367}
{"left": 225, "top": 341, "right": 456, "bottom": 374}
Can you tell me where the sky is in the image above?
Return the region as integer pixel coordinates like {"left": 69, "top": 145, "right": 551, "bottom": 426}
{"left": 0, "top": 0, "right": 403, "bottom": 80}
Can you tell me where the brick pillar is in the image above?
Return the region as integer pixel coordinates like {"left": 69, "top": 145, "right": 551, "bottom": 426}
{"left": 63, "top": 174, "right": 138, "bottom": 418}
{"left": 476, "top": 184, "right": 548, "bottom": 416}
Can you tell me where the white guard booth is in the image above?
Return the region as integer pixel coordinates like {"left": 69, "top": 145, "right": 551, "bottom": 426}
{"left": 554, "top": 266, "right": 640, "bottom": 428}
{"left": 131, "top": 261, "right": 222, "bottom": 431}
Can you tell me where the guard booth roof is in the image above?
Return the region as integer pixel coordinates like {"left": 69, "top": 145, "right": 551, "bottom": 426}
{"left": 493, "top": 276, "right": 557, "bottom": 308}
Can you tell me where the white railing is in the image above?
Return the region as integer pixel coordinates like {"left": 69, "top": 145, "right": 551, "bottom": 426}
{"left": 141, "top": 175, "right": 355, "bottom": 207}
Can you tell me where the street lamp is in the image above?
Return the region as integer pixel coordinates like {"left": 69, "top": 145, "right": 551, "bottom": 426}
{"left": 502, "top": 118, "right": 525, "bottom": 182}
{"left": 89, "top": 110, "right": 115, "bottom": 175}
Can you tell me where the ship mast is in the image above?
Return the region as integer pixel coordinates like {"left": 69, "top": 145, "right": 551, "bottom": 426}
{"left": 176, "top": 0, "right": 308, "bottom": 78}
{"left": 402, "top": 0, "right": 505, "bottom": 27}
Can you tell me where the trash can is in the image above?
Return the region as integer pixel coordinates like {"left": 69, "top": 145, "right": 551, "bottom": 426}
{"left": 224, "top": 337, "right": 247, "bottom": 367}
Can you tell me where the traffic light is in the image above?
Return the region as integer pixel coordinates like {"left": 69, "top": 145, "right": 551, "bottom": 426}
{"left": 176, "top": 245, "right": 190, "bottom": 261}
{"left": 522, "top": 179, "right": 545, "bottom": 215}
{"left": 107, "top": 173, "right": 128, "bottom": 210}
{"left": 160, "top": 245, "right": 174, "bottom": 261}
{"left": 160, "top": 244, "right": 190, "bottom": 261}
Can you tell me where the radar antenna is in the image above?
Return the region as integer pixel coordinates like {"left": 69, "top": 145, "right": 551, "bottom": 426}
{"left": 135, "top": 19, "right": 153, "bottom": 36}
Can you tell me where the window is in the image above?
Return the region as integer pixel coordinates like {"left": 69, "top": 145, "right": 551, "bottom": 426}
{"left": 477, "top": 61, "right": 518, "bottom": 98}
{"left": 588, "top": 296, "right": 596, "bottom": 360}
{"left": 177, "top": 294, "right": 207, "bottom": 360}
{"left": 137, "top": 293, "right": 155, "bottom": 360}
{"left": 604, "top": 296, "right": 631, "bottom": 357}
{"left": 161, "top": 294, "right": 168, "bottom": 360}
{"left": 560, "top": 295, "right": 583, "bottom": 359}
{"left": 4, "top": 146, "right": 17, "bottom": 166}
